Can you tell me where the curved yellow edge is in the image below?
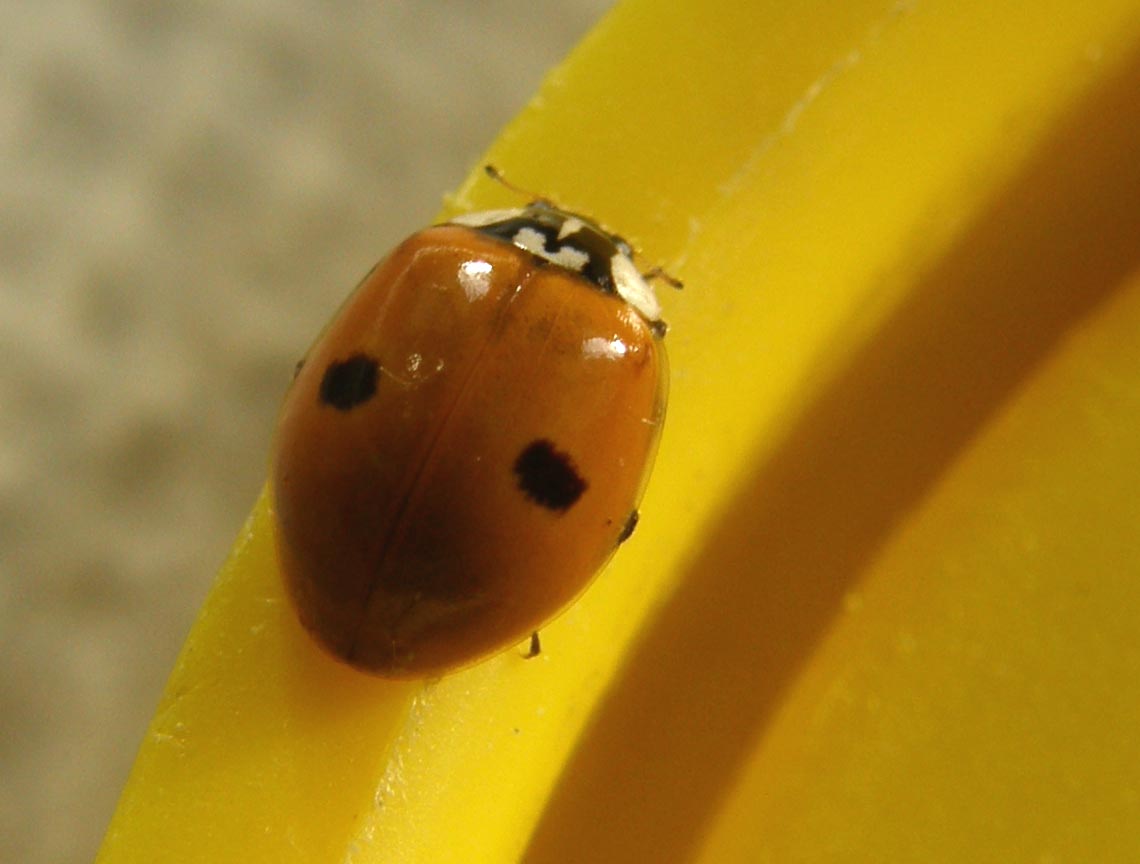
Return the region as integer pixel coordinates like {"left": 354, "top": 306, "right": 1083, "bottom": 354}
{"left": 99, "top": 1, "right": 1140, "bottom": 862}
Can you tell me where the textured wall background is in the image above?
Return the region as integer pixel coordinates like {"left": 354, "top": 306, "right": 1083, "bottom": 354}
{"left": 0, "top": 2, "right": 611, "bottom": 861}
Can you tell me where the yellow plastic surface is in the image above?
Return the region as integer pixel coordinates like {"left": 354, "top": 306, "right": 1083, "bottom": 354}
{"left": 99, "top": 0, "right": 1140, "bottom": 861}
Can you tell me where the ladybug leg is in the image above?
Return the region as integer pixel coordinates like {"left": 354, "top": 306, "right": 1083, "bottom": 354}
{"left": 522, "top": 631, "right": 542, "bottom": 659}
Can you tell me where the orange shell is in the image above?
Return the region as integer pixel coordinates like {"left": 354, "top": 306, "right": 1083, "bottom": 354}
{"left": 273, "top": 226, "right": 666, "bottom": 677}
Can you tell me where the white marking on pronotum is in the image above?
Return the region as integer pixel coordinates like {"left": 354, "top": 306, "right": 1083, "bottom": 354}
{"left": 512, "top": 227, "right": 589, "bottom": 272}
{"left": 609, "top": 252, "right": 661, "bottom": 323}
{"left": 557, "top": 217, "right": 585, "bottom": 240}
{"left": 449, "top": 207, "right": 663, "bottom": 330}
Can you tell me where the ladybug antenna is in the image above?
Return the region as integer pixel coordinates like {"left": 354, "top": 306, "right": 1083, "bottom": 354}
{"left": 483, "top": 164, "right": 551, "bottom": 205}
{"left": 641, "top": 264, "right": 684, "bottom": 291}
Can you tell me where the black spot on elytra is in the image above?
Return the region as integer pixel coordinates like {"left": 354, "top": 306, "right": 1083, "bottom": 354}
{"left": 617, "top": 510, "right": 639, "bottom": 544}
{"left": 513, "top": 439, "right": 587, "bottom": 511}
{"left": 319, "top": 354, "right": 379, "bottom": 411}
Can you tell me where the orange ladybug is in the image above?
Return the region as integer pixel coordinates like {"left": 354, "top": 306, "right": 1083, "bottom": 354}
{"left": 272, "top": 184, "right": 669, "bottom": 678}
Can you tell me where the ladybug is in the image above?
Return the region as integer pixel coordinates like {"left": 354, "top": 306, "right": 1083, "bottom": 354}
{"left": 272, "top": 174, "right": 671, "bottom": 678}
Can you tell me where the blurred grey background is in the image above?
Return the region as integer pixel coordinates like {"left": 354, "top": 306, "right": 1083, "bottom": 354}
{"left": 0, "top": 2, "right": 612, "bottom": 861}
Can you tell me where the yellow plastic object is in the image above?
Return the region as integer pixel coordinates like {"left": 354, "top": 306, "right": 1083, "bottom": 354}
{"left": 98, "top": 1, "right": 1140, "bottom": 861}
